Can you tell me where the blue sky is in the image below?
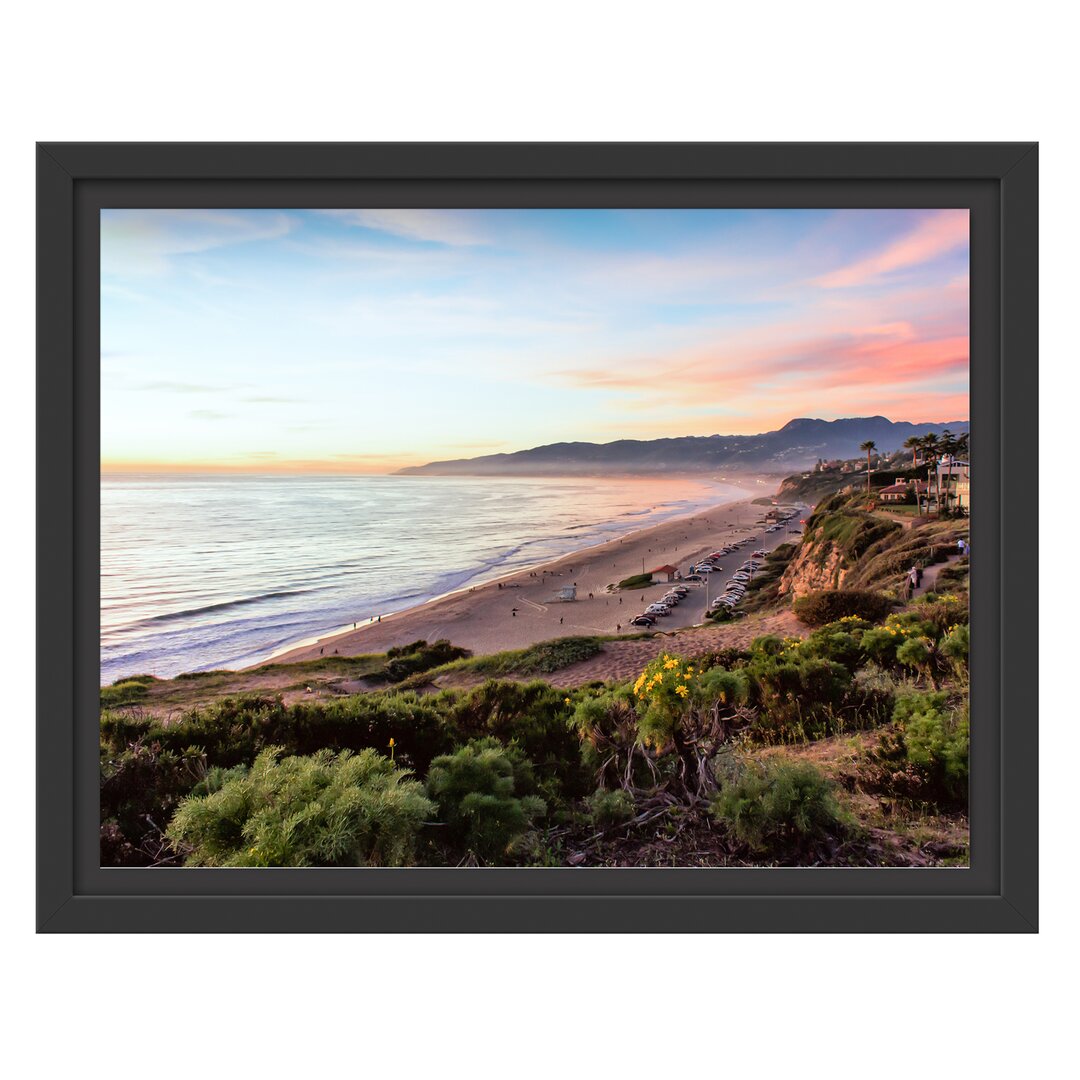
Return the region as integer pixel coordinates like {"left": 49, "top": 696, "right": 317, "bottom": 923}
{"left": 100, "top": 207, "right": 969, "bottom": 471}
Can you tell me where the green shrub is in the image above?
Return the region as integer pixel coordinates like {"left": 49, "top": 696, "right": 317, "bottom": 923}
{"left": 741, "top": 653, "right": 855, "bottom": 743}
{"left": 798, "top": 624, "right": 866, "bottom": 671}
{"left": 711, "top": 759, "right": 849, "bottom": 857}
{"left": 444, "top": 679, "right": 591, "bottom": 798}
{"left": 940, "top": 623, "right": 969, "bottom": 675}
{"left": 510, "top": 637, "right": 603, "bottom": 674}
{"left": 617, "top": 573, "right": 654, "bottom": 590}
{"left": 586, "top": 788, "right": 636, "bottom": 826}
{"left": 793, "top": 589, "right": 894, "bottom": 628}
{"left": 911, "top": 593, "right": 970, "bottom": 635}
{"left": 166, "top": 747, "right": 434, "bottom": 867}
{"left": 895, "top": 692, "right": 969, "bottom": 804}
{"left": 425, "top": 740, "right": 545, "bottom": 863}
{"left": 896, "top": 635, "right": 941, "bottom": 688}
{"left": 102, "top": 690, "right": 460, "bottom": 776}
{"left": 382, "top": 639, "right": 470, "bottom": 682}
{"left": 100, "top": 738, "right": 209, "bottom": 865}
{"left": 100, "top": 680, "right": 151, "bottom": 709}
{"left": 864, "top": 692, "right": 969, "bottom": 808}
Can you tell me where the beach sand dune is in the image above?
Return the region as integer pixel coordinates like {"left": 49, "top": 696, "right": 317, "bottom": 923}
{"left": 267, "top": 491, "right": 803, "bottom": 667}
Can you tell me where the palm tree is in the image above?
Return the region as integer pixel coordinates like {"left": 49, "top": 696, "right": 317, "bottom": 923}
{"left": 920, "top": 433, "right": 942, "bottom": 515}
{"left": 859, "top": 439, "right": 877, "bottom": 495}
{"left": 903, "top": 435, "right": 921, "bottom": 469}
{"left": 939, "top": 430, "right": 957, "bottom": 514}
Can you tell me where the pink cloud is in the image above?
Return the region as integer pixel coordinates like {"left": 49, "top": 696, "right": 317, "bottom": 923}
{"left": 814, "top": 210, "right": 969, "bottom": 289}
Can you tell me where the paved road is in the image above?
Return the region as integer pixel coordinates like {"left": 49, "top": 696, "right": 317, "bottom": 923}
{"left": 623, "top": 506, "right": 808, "bottom": 630}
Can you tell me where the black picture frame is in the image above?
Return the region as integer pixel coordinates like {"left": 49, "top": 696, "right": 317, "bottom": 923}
{"left": 37, "top": 142, "right": 1038, "bottom": 933}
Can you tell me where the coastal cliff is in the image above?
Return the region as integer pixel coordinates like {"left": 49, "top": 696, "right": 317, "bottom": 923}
{"left": 776, "top": 490, "right": 968, "bottom": 600}
{"left": 778, "top": 536, "right": 851, "bottom": 597}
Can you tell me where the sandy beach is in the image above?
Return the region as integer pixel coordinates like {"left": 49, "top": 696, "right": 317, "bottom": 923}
{"left": 266, "top": 483, "right": 805, "bottom": 665}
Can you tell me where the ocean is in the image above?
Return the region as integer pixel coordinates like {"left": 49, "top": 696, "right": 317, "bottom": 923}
{"left": 100, "top": 473, "right": 749, "bottom": 683}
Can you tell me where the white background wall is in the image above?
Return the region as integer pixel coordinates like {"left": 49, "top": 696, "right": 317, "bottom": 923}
{"left": 1, "top": 3, "right": 1068, "bottom": 1076}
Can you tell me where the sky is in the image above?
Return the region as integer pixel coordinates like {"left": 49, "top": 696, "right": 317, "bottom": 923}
{"left": 100, "top": 207, "right": 969, "bottom": 472}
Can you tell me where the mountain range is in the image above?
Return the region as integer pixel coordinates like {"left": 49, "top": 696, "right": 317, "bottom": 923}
{"left": 396, "top": 417, "right": 970, "bottom": 477}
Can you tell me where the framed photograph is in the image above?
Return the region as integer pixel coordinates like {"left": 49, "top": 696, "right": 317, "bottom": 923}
{"left": 37, "top": 142, "right": 1037, "bottom": 931}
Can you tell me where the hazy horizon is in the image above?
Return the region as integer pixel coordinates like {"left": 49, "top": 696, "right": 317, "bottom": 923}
{"left": 101, "top": 208, "right": 969, "bottom": 473}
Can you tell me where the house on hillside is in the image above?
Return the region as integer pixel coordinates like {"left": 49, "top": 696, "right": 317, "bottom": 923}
{"left": 879, "top": 478, "right": 931, "bottom": 505}
{"left": 932, "top": 457, "right": 971, "bottom": 514}
{"left": 650, "top": 564, "right": 679, "bottom": 583}
{"left": 878, "top": 480, "right": 914, "bottom": 504}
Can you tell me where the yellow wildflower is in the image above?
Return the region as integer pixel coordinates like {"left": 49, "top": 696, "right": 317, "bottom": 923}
{"left": 675, "top": 684, "right": 689, "bottom": 698}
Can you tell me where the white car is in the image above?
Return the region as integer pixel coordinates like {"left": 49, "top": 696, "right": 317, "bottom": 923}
{"left": 646, "top": 603, "right": 671, "bottom": 616}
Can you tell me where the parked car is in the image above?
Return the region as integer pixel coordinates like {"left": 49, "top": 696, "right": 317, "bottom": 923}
{"left": 684, "top": 574, "right": 703, "bottom": 582}
{"left": 630, "top": 615, "right": 656, "bottom": 627}
{"left": 646, "top": 603, "right": 671, "bottom": 616}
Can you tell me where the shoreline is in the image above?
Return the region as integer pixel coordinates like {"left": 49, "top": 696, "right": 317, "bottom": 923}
{"left": 246, "top": 478, "right": 760, "bottom": 666}
{"left": 262, "top": 480, "right": 800, "bottom": 667}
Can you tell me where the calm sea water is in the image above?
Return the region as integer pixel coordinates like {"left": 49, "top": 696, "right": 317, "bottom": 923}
{"left": 101, "top": 474, "right": 748, "bottom": 683}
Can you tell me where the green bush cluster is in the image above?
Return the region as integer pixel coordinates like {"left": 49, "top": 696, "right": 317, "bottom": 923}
{"left": 617, "top": 573, "right": 654, "bottom": 590}
{"left": 793, "top": 589, "right": 894, "bottom": 627}
{"left": 586, "top": 788, "right": 635, "bottom": 826}
{"left": 166, "top": 747, "right": 434, "bottom": 867}
{"left": 711, "top": 759, "right": 849, "bottom": 857}
{"left": 100, "top": 680, "right": 152, "bottom": 709}
{"left": 425, "top": 739, "right": 545, "bottom": 862}
{"left": 382, "top": 639, "right": 470, "bottom": 682}
{"left": 863, "top": 691, "right": 969, "bottom": 808}
{"left": 101, "top": 676, "right": 590, "bottom": 863}
{"left": 894, "top": 692, "right": 969, "bottom": 804}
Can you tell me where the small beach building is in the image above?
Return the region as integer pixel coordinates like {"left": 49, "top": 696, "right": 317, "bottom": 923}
{"left": 649, "top": 564, "right": 678, "bottom": 583}
{"left": 555, "top": 585, "right": 577, "bottom": 602}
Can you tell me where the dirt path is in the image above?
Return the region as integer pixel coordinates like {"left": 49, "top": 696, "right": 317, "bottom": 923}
{"left": 913, "top": 553, "right": 963, "bottom": 597}
{"left": 434, "top": 610, "right": 805, "bottom": 691}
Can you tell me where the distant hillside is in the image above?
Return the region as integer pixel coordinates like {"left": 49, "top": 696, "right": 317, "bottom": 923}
{"left": 398, "top": 417, "right": 970, "bottom": 477}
